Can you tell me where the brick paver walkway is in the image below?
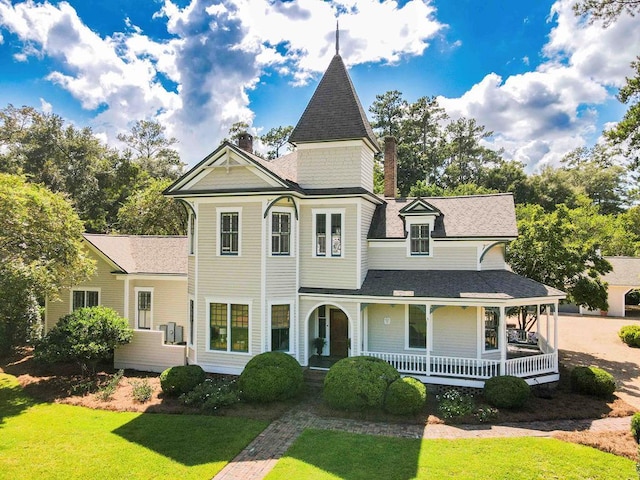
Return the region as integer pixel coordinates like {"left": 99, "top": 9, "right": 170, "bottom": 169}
{"left": 213, "top": 404, "right": 632, "bottom": 480}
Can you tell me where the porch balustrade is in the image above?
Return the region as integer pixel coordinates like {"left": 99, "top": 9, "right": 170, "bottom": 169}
{"left": 361, "top": 350, "right": 557, "bottom": 381}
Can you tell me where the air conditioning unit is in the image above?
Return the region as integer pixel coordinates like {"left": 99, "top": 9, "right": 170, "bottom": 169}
{"left": 174, "top": 325, "right": 184, "bottom": 344}
{"left": 159, "top": 324, "right": 168, "bottom": 343}
{"left": 167, "top": 322, "right": 176, "bottom": 343}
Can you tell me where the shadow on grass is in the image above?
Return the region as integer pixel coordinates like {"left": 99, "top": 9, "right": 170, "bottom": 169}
{"left": 0, "top": 374, "right": 38, "bottom": 426}
{"left": 560, "top": 348, "right": 640, "bottom": 403}
{"left": 112, "top": 413, "right": 268, "bottom": 467}
{"left": 278, "top": 429, "right": 421, "bottom": 480}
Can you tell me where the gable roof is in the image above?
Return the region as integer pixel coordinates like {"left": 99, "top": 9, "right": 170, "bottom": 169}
{"left": 289, "top": 54, "right": 380, "bottom": 152}
{"left": 83, "top": 234, "right": 187, "bottom": 275}
{"left": 368, "top": 193, "right": 518, "bottom": 239}
{"left": 300, "top": 270, "right": 565, "bottom": 300}
{"left": 602, "top": 257, "right": 640, "bottom": 286}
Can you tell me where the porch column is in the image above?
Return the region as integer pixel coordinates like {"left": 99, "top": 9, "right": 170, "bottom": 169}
{"left": 499, "top": 306, "right": 506, "bottom": 376}
{"left": 546, "top": 304, "right": 551, "bottom": 348}
{"left": 553, "top": 301, "right": 559, "bottom": 353}
{"left": 536, "top": 304, "right": 541, "bottom": 336}
{"left": 123, "top": 277, "right": 130, "bottom": 324}
{"left": 426, "top": 304, "right": 432, "bottom": 377}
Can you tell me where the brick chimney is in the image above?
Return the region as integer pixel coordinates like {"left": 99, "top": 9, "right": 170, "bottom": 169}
{"left": 384, "top": 136, "right": 397, "bottom": 198}
{"left": 237, "top": 132, "right": 253, "bottom": 153}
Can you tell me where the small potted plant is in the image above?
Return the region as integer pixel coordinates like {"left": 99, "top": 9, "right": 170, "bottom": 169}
{"left": 312, "top": 337, "right": 326, "bottom": 357}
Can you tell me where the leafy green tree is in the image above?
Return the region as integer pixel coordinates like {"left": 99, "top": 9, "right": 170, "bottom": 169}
{"left": 521, "top": 166, "right": 580, "bottom": 211}
{"left": 34, "top": 306, "right": 132, "bottom": 375}
{"left": 479, "top": 160, "right": 529, "bottom": 203}
{"left": 0, "top": 174, "right": 94, "bottom": 355}
{"left": 507, "top": 202, "right": 612, "bottom": 320}
{"left": 117, "top": 178, "right": 187, "bottom": 235}
{"left": 117, "top": 120, "right": 184, "bottom": 180}
{"left": 369, "top": 90, "right": 406, "bottom": 138}
{"left": 409, "top": 182, "right": 497, "bottom": 198}
{"left": 225, "top": 121, "right": 251, "bottom": 144}
{"left": 573, "top": 0, "right": 640, "bottom": 26}
{"left": 261, "top": 125, "right": 293, "bottom": 159}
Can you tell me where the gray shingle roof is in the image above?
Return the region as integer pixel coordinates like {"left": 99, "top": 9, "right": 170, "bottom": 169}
{"left": 300, "top": 270, "right": 565, "bottom": 300}
{"left": 83, "top": 234, "right": 187, "bottom": 275}
{"left": 289, "top": 54, "right": 380, "bottom": 152}
{"left": 368, "top": 194, "right": 518, "bottom": 239}
{"left": 602, "top": 257, "right": 640, "bottom": 286}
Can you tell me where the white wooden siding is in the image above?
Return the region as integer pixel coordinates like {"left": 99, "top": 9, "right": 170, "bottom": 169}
{"left": 432, "top": 306, "right": 477, "bottom": 358}
{"left": 195, "top": 201, "right": 263, "bottom": 372}
{"left": 366, "top": 304, "right": 406, "bottom": 354}
{"left": 296, "top": 142, "right": 373, "bottom": 190}
{"left": 360, "top": 200, "right": 377, "bottom": 286}
{"left": 114, "top": 330, "right": 186, "bottom": 372}
{"left": 127, "top": 279, "right": 187, "bottom": 330}
{"left": 191, "top": 165, "right": 272, "bottom": 190}
{"left": 45, "top": 252, "right": 124, "bottom": 331}
{"left": 368, "top": 244, "right": 478, "bottom": 270}
{"left": 299, "top": 203, "right": 358, "bottom": 289}
{"left": 481, "top": 244, "right": 506, "bottom": 270}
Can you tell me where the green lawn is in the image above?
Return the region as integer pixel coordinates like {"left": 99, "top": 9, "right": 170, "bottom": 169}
{"left": 0, "top": 373, "right": 267, "bottom": 480}
{"left": 266, "top": 429, "right": 637, "bottom": 480}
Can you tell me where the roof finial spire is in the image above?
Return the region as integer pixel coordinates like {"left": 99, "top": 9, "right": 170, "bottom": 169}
{"left": 335, "top": 19, "right": 340, "bottom": 56}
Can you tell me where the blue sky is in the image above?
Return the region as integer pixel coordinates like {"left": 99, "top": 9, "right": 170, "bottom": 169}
{"left": 0, "top": 0, "right": 637, "bottom": 170}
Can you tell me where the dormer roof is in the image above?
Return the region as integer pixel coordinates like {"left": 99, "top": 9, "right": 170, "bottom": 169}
{"left": 289, "top": 54, "right": 380, "bottom": 152}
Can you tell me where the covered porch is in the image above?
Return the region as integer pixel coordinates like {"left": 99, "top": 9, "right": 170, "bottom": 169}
{"left": 301, "top": 269, "right": 565, "bottom": 388}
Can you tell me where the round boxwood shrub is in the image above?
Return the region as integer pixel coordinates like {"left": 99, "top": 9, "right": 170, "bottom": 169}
{"left": 618, "top": 325, "right": 640, "bottom": 347}
{"left": 160, "top": 365, "right": 206, "bottom": 396}
{"left": 238, "top": 352, "right": 303, "bottom": 403}
{"left": 570, "top": 366, "right": 616, "bottom": 398}
{"left": 484, "top": 375, "right": 530, "bottom": 409}
{"left": 324, "top": 356, "right": 400, "bottom": 411}
{"left": 631, "top": 412, "right": 640, "bottom": 443}
{"left": 384, "top": 376, "right": 426, "bottom": 415}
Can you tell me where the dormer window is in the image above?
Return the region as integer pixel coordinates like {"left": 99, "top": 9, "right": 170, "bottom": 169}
{"left": 217, "top": 208, "right": 242, "bottom": 256}
{"left": 410, "top": 224, "right": 430, "bottom": 255}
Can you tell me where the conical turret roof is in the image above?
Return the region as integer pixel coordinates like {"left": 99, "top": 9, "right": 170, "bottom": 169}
{"left": 289, "top": 54, "right": 380, "bottom": 152}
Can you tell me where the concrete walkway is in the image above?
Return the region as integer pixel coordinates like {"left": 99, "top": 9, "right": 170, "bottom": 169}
{"left": 213, "top": 404, "right": 632, "bottom": 480}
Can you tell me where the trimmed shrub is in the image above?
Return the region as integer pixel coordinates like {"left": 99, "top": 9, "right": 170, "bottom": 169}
{"left": 384, "top": 377, "right": 426, "bottom": 415}
{"left": 618, "top": 325, "right": 640, "bottom": 347}
{"left": 159, "top": 365, "right": 206, "bottom": 396}
{"left": 34, "top": 306, "right": 132, "bottom": 374}
{"left": 324, "top": 356, "right": 400, "bottom": 411}
{"left": 570, "top": 366, "right": 616, "bottom": 398}
{"left": 437, "top": 389, "right": 475, "bottom": 420}
{"left": 484, "top": 375, "right": 530, "bottom": 409}
{"left": 130, "top": 379, "right": 154, "bottom": 403}
{"left": 631, "top": 412, "right": 640, "bottom": 443}
{"left": 238, "top": 352, "right": 303, "bottom": 403}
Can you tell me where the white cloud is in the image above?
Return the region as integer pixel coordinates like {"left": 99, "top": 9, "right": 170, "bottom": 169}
{"left": 39, "top": 97, "right": 52, "bottom": 113}
{"left": 438, "top": 0, "right": 638, "bottom": 171}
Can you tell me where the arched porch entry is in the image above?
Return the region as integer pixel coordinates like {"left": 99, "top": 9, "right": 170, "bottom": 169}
{"left": 307, "top": 303, "right": 351, "bottom": 368}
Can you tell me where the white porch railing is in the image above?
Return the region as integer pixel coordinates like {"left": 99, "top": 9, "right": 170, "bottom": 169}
{"left": 505, "top": 352, "right": 557, "bottom": 377}
{"left": 362, "top": 351, "right": 557, "bottom": 381}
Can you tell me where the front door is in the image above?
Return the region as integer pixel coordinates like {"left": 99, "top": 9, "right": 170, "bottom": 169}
{"left": 330, "top": 310, "right": 349, "bottom": 357}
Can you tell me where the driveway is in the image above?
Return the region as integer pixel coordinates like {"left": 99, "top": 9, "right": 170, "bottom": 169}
{"left": 559, "top": 314, "right": 640, "bottom": 410}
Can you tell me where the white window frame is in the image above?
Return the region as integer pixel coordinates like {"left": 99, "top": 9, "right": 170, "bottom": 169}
{"left": 134, "top": 287, "right": 154, "bottom": 330}
{"left": 188, "top": 296, "right": 195, "bottom": 347}
{"left": 405, "top": 217, "right": 435, "bottom": 258}
{"left": 216, "top": 207, "right": 242, "bottom": 256}
{"left": 269, "top": 208, "right": 295, "bottom": 257}
{"left": 188, "top": 213, "right": 196, "bottom": 255}
{"left": 311, "top": 208, "right": 345, "bottom": 258}
{"left": 268, "top": 300, "right": 294, "bottom": 353}
{"left": 205, "top": 297, "right": 252, "bottom": 355}
{"left": 69, "top": 287, "right": 100, "bottom": 313}
{"left": 405, "top": 304, "right": 427, "bottom": 351}
{"left": 482, "top": 307, "right": 500, "bottom": 353}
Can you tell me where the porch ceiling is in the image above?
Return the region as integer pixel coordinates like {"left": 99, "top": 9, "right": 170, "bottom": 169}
{"left": 299, "top": 270, "right": 565, "bottom": 301}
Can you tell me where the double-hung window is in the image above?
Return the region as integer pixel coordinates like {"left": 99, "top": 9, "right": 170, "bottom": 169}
{"left": 271, "top": 304, "right": 290, "bottom": 352}
{"left": 314, "top": 210, "right": 343, "bottom": 257}
{"left": 271, "top": 212, "right": 291, "bottom": 255}
{"left": 71, "top": 289, "right": 99, "bottom": 311}
{"left": 136, "top": 289, "right": 152, "bottom": 329}
{"left": 209, "top": 302, "right": 249, "bottom": 353}
{"left": 407, "top": 305, "right": 427, "bottom": 349}
{"left": 410, "top": 224, "right": 430, "bottom": 255}
{"left": 220, "top": 212, "right": 239, "bottom": 255}
{"left": 484, "top": 308, "right": 499, "bottom": 351}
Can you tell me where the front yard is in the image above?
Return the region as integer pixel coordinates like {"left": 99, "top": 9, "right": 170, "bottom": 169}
{"left": 0, "top": 374, "right": 268, "bottom": 480}
{"left": 266, "top": 429, "right": 637, "bottom": 480}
